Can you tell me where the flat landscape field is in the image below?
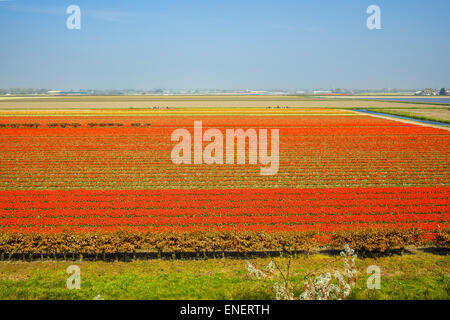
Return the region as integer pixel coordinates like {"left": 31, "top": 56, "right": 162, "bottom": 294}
{"left": 0, "top": 106, "right": 448, "bottom": 253}
{"left": 0, "top": 95, "right": 446, "bottom": 109}
{"left": 0, "top": 100, "right": 448, "bottom": 300}
{"left": 368, "top": 108, "right": 450, "bottom": 124}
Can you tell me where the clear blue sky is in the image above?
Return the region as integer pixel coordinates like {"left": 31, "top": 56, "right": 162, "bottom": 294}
{"left": 0, "top": 0, "right": 449, "bottom": 90}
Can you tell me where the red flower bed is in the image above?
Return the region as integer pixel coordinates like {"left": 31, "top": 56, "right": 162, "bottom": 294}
{"left": 0, "top": 187, "right": 448, "bottom": 234}
{"left": 0, "top": 114, "right": 448, "bottom": 247}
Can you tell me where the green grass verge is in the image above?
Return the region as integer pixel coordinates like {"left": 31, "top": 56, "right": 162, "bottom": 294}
{"left": 359, "top": 99, "right": 450, "bottom": 107}
{"left": 0, "top": 251, "right": 448, "bottom": 300}
{"left": 365, "top": 108, "right": 450, "bottom": 124}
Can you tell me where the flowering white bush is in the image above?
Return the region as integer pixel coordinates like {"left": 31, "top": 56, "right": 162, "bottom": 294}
{"left": 300, "top": 244, "right": 357, "bottom": 300}
{"left": 273, "top": 281, "right": 295, "bottom": 300}
{"left": 246, "top": 244, "right": 358, "bottom": 300}
{"left": 246, "top": 261, "right": 268, "bottom": 279}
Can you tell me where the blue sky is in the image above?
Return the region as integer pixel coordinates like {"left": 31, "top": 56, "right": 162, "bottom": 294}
{"left": 0, "top": 0, "right": 449, "bottom": 90}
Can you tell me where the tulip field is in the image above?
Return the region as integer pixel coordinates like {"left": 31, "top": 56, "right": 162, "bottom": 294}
{"left": 0, "top": 108, "right": 449, "bottom": 252}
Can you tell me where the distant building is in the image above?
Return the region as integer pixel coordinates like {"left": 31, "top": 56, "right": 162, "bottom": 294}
{"left": 60, "top": 91, "right": 89, "bottom": 95}
{"left": 248, "top": 90, "right": 268, "bottom": 95}
{"left": 415, "top": 88, "right": 437, "bottom": 96}
{"left": 47, "top": 90, "right": 88, "bottom": 95}
{"left": 313, "top": 90, "right": 332, "bottom": 95}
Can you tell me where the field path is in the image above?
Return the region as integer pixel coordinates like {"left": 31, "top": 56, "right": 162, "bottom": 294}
{"left": 354, "top": 110, "right": 450, "bottom": 131}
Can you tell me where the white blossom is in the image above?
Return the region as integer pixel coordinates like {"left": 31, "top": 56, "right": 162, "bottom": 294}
{"left": 246, "top": 244, "right": 358, "bottom": 301}
{"left": 274, "top": 282, "right": 294, "bottom": 300}
{"left": 246, "top": 261, "right": 267, "bottom": 279}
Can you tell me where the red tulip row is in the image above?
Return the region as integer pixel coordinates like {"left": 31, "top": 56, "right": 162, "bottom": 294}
{"left": 0, "top": 115, "right": 410, "bottom": 127}
{"left": 1, "top": 198, "right": 447, "bottom": 210}
{"left": 0, "top": 222, "right": 445, "bottom": 235}
{"left": 0, "top": 187, "right": 447, "bottom": 234}
{"left": 1, "top": 213, "right": 447, "bottom": 227}
{"left": 1, "top": 186, "right": 448, "bottom": 197}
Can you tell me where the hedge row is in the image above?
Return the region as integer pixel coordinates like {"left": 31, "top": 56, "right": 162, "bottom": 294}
{"left": 0, "top": 228, "right": 447, "bottom": 256}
